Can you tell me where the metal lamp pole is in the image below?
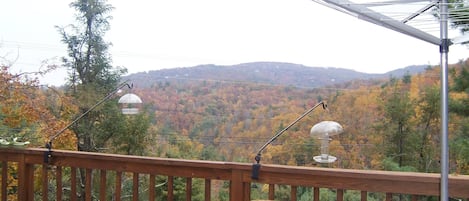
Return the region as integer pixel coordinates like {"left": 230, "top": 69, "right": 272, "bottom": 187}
{"left": 440, "top": 1, "right": 450, "bottom": 200}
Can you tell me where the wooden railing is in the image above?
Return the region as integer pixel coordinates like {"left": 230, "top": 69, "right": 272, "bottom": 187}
{"left": 1, "top": 147, "right": 469, "bottom": 201}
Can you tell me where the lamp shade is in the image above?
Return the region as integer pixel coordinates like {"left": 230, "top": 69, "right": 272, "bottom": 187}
{"left": 118, "top": 93, "right": 142, "bottom": 115}
{"left": 118, "top": 93, "right": 142, "bottom": 104}
{"left": 310, "top": 121, "right": 343, "bottom": 137}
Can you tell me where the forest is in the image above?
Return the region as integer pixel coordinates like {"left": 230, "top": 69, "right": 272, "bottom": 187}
{"left": 128, "top": 61, "right": 469, "bottom": 174}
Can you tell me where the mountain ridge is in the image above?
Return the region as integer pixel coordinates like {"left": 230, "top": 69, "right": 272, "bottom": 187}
{"left": 125, "top": 62, "right": 428, "bottom": 88}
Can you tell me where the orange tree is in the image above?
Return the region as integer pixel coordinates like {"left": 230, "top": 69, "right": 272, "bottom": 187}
{"left": 0, "top": 65, "right": 77, "bottom": 199}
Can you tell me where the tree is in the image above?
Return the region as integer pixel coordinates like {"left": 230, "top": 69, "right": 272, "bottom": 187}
{"left": 450, "top": 61, "right": 469, "bottom": 116}
{"left": 449, "top": 61, "right": 469, "bottom": 173}
{"left": 415, "top": 85, "right": 440, "bottom": 172}
{"left": 380, "top": 77, "right": 417, "bottom": 168}
{"left": 57, "top": 1, "right": 137, "bottom": 199}
{"left": 0, "top": 60, "right": 79, "bottom": 199}
{"left": 57, "top": 0, "right": 127, "bottom": 153}
{"left": 112, "top": 107, "right": 152, "bottom": 156}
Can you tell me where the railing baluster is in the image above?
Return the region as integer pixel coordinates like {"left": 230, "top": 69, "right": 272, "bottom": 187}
{"left": 42, "top": 164, "right": 48, "bottom": 201}
{"left": 27, "top": 164, "right": 34, "bottom": 201}
{"left": 186, "top": 177, "right": 192, "bottom": 201}
{"left": 100, "top": 170, "right": 106, "bottom": 201}
{"left": 168, "top": 176, "right": 174, "bottom": 201}
{"left": 133, "top": 172, "right": 139, "bottom": 201}
{"left": 18, "top": 161, "right": 25, "bottom": 201}
{"left": 230, "top": 169, "right": 244, "bottom": 201}
{"left": 71, "top": 167, "right": 77, "bottom": 201}
{"left": 18, "top": 158, "right": 34, "bottom": 201}
{"left": 337, "top": 189, "right": 344, "bottom": 201}
{"left": 313, "top": 187, "right": 319, "bottom": 201}
{"left": 1, "top": 161, "right": 7, "bottom": 201}
{"left": 18, "top": 161, "right": 24, "bottom": 201}
{"left": 149, "top": 174, "right": 155, "bottom": 201}
{"left": 243, "top": 182, "right": 250, "bottom": 201}
{"left": 204, "top": 179, "right": 211, "bottom": 201}
{"left": 56, "top": 166, "right": 62, "bottom": 201}
{"left": 116, "top": 171, "right": 122, "bottom": 201}
{"left": 85, "top": 169, "right": 92, "bottom": 201}
{"left": 386, "top": 192, "right": 392, "bottom": 201}
{"left": 28, "top": 165, "right": 34, "bottom": 201}
{"left": 291, "top": 185, "right": 297, "bottom": 201}
{"left": 268, "top": 184, "right": 275, "bottom": 200}
{"left": 361, "top": 191, "right": 367, "bottom": 201}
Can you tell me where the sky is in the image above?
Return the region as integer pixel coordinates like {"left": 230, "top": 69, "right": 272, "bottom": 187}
{"left": 1, "top": 0, "right": 469, "bottom": 86}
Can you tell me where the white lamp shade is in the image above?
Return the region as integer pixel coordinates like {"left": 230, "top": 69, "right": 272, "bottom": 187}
{"left": 118, "top": 93, "right": 142, "bottom": 115}
{"left": 310, "top": 121, "right": 343, "bottom": 137}
{"left": 118, "top": 93, "right": 143, "bottom": 104}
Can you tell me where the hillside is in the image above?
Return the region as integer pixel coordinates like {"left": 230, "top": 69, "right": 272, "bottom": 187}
{"left": 116, "top": 60, "right": 469, "bottom": 175}
{"left": 124, "top": 62, "right": 458, "bottom": 171}
{"left": 125, "top": 62, "right": 428, "bottom": 88}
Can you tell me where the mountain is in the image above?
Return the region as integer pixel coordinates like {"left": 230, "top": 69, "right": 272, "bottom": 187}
{"left": 119, "top": 61, "right": 449, "bottom": 170}
{"left": 384, "top": 65, "right": 429, "bottom": 77}
{"left": 124, "top": 62, "right": 428, "bottom": 88}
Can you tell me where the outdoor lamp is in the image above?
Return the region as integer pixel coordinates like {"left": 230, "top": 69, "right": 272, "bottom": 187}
{"left": 251, "top": 101, "right": 328, "bottom": 180}
{"left": 310, "top": 121, "right": 343, "bottom": 163}
{"left": 118, "top": 93, "right": 143, "bottom": 115}
{"left": 44, "top": 81, "right": 140, "bottom": 163}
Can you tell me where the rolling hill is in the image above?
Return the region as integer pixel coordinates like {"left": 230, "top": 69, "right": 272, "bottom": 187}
{"left": 124, "top": 62, "right": 428, "bottom": 88}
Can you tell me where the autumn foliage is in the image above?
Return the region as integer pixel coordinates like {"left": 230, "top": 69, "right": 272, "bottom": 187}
{"left": 3, "top": 59, "right": 469, "bottom": 200}
{"left": 129, "top": 60, "right": 469, "bottom": 175}
{"left": 3, "top": 59, "right": 469, "bottom": 175}
{"left": 0, "top": 64, "right": 81, "bottom": 199}
{"left": 0, "top": 66, "right": 77, "bottom": 149}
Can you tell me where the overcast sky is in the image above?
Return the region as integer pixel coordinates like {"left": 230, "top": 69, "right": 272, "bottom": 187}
{"left": 1, "top": 0, "right": 469, "bottom": 86}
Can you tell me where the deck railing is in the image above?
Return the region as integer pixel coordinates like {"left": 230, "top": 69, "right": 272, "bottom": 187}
{"left": 1, "top": 147, "right": 469, "bottom": 201}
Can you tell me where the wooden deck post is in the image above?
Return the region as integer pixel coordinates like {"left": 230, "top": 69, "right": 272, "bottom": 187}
{"left": 17, "top": 154, "right": 34, "bottom": 201}
{"left": 230, "top": 169, "right": 245, "bottom": 201}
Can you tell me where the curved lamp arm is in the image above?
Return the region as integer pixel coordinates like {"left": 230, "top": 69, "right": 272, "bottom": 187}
{"left": 251, "top": 101, "right": 327, "bottom": 180}
{"left": 44, "top": 81, "right": 133, "bottom": 163}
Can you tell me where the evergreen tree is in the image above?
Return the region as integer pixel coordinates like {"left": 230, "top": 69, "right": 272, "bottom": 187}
{"left": 450, "top": 62, "right": 469, "bottom": 116}
{"left": 381, "top": 77, "right": 417, "bottom": 168}
{"left": 449, "top": 61, "right": 469, "bottom": 173}
{"left": 415, "top": 86, "right": 440, "bottom": 172}
{"left": 57, "top": 1, "right": 144, "bottom": 199}
{"left": 57, "top": 0, "right": 126, "bottom": 152}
